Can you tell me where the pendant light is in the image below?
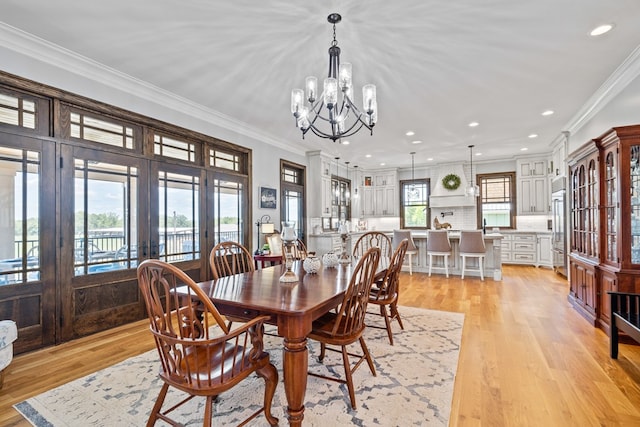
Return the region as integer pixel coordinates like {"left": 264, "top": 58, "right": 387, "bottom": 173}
{"left": 353, "top": 165, "right": 359, "bottom": 198}
{"left": 467, "top": 145, "right": 480, "bottom": 197}
{"left": 345, "top": 161, "right": 351, "bottom": 199}
{"left": 334, "top": 157, "right": 340, "bottom": 197}
{"left": 407, "top": 152, "right": 420, "bottom": 200}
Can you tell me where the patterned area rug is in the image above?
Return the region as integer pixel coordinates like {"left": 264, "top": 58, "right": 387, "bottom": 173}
{"left": 15, "top": 306, "right": 463, "bottom": 426}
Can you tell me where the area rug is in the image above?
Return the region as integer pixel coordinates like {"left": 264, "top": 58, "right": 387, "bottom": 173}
{"left": 15, "top": 306, "right": 463, "bottom": 426}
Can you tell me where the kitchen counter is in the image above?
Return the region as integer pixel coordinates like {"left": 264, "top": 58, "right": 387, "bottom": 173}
{"left": 308, "top": 231, "right": 503, "bottom": 280}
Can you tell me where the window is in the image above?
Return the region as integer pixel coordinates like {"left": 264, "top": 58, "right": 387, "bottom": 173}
{"left": 281, "top": 161, "right": 306, "bottom": 241}
{"left": 478, "top": 172, "right": 515, "bottom": 229}
{"left": 400, "top": 179, "right": 429, "bottom": 228}
{"left": 154, "top": 133, "right": 195, "bottom": 162}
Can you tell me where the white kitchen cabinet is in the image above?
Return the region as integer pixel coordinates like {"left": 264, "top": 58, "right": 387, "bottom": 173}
{"left": 361, "top": 187, "right": 375, "bottom": 217}
{"left": 373, "top": 170, "right": 398, "bottom": 217}
{"left": 517, "top": 176, "right": 549, "bottom": 215}
{"left": 536, "top": 234, "right": 552, "bottom": 268}
{"left": 518, "top": 159, "right": 547, "bottom": 177}
{"left": 517, "top": 157, "right": 550, "bottom": 215}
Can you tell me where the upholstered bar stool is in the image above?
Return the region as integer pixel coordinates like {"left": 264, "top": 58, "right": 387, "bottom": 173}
{"left": 459, "top": 230, "right": 486, "bottom": 280}
{"left": 426, "top": 230, "right": 452, "bottom": 278}
{"left": 392, "top": 230, "right": 418, "bottom": 275}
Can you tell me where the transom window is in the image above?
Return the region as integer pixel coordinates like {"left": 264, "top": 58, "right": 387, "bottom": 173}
{"left": 154, "top": 134, "right": 195, "bottom": 162}
{"left": 70, "top": 112, "right": 134, "bottom": 149}
{"left": 209, "top": 149, "right": 240, "bottom": 172}
{"left": 478, "top": 172, "right": 515, "bottom": 229}
{"left": 0, "top": 93, "right": 35, "bottom": 129}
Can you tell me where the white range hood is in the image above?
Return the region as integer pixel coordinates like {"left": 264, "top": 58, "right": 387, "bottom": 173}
{"left": 429, "top": 164, "right": 476, "bottom": 208}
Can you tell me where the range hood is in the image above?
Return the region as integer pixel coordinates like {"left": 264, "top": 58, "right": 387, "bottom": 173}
{"left": 429, "top": 164, "right": 476, "bottom": 208}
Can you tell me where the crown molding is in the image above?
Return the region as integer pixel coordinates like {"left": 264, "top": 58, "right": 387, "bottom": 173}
{"left": 0, "top": 23, "right": 306, "bottom": 157}
{"left": 564, "top": 44, "right": 640, "bottom": 134}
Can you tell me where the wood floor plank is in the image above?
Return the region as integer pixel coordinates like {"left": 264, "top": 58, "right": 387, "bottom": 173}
{"left": 1, "top": 265, "right": 640, "bottom": 426}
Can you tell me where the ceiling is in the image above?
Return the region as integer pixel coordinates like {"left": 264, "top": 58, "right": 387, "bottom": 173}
{"left": 2, "top": 0, "right": 640, "bottom": 169}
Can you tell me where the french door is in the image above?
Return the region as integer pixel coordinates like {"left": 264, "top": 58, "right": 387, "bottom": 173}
{"left": 0, "top": 133, "right": 56, "bottom": 353}
{"left": 59, "top": 144, "right": 149, "bottom": 340}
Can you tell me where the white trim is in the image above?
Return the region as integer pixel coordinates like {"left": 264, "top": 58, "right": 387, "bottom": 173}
{"left": 0, "top": 23, "right": 307, "bottom": 157}
{"left": 564, "top": 44, "right": 640, "bottom": 134}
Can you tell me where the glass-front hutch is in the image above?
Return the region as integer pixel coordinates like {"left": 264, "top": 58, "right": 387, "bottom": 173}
{"left": 569, "top": 125, "right": 640, "bottom": 333}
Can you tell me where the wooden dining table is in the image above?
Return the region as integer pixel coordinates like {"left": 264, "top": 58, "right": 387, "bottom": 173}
{"left": 193, "top": 260, "right": 357, "bottom": 426}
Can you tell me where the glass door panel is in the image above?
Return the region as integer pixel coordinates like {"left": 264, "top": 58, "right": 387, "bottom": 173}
{"left": 631, "top": 145, "right": 640, "bottom": 263}
{"left": 212, "top": 176, "right": 246, "bottom": 246}
{"left": 73, "top": 160, "right": 138, "bottom": 274}
{"left": 158, "top": 170, "right": 200, "bottom": 262}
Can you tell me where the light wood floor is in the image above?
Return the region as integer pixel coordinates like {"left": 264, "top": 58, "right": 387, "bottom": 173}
{"left": 1, "top": 265, "right": 640, "bottom": 426}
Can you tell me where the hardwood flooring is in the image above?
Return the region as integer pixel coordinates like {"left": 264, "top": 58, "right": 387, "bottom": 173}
{"left": 1, "top": 265, "right": 640, "bottom": 426}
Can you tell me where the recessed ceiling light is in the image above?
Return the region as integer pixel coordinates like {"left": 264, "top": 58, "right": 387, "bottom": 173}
{"left": 542, "top": 110, "right": 554, "bottom": 116}
{"left": 365, "top": 154, "right": 372, "bottom": 158}
{"left": 521, "top": 147, "right": 529, "bottom": 151}
{"left": 380, "top": 162, "right": 386, "bottom": 166}
{"left": 528, "top": 134, "right": 538, "bottom": 139}
{"left": 468, "top": 121, "right": 479, "bottom": 127}
{"left": 411, "top": 140, "right": 423, "bottom": 144}
{"left": 590, "top": 24, "right": 614, "bottom": 36}
{"left": 341, "top": 140, "right": 350, "bottom": 145}
{"left": 405, "top": 131, "right": 415, "bottom": 136}
{"left": 476, "top": 152, "right": 482, "bottom": 156}
{"left": 427, "top": 158, "right": 433, "bottom": 161}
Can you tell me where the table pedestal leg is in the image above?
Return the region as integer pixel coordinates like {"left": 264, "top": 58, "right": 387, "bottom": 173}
{"left": 283, "top": 336, "right": 307, "bottom": 426}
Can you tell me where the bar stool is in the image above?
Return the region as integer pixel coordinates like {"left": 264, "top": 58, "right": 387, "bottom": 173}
{"left": 459, "top": 230, "right": 486, "bottom": 280}
{"left": 426, "top": 230, "right": 452, "bottom": 278}
{"left": 392, "top": 230, "right": 418, "bottom": 275}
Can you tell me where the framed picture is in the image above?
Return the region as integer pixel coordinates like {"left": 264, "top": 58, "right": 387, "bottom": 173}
{"left": 260, "top": 187, "right": 277, "bottom": 209}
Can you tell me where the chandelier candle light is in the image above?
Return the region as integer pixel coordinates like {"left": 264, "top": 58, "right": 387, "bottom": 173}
{"left": 290, "top": 13, "right": 378, "bottom": 142}
{"left": 280, "top": 221, "right": 298, "bottom": 282}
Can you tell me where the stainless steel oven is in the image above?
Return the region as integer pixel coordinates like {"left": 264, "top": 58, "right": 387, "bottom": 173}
{"left": 551, "top": 177, "right": 567, "bottom": 277}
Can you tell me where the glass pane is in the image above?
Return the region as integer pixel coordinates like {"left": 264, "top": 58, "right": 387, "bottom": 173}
{"left": 159, "top": 171, "right": 199, "bottom": 262}
{"left": 0, "top": 148, "right": 40, "bottom": 285}
{"left": 404, "top": 206, "right": 427, "bottom": 227}
{"left": 213, "top": 178, "right": 244, "bottom": 245}
{"left": 631, "top": 145, "right": 640, "bottom": 263}
{"left": 284, "top": 189, "right": 303, "bottom": 238}
{"left": 74, "top": 160, "right": 138, "bottom": 275}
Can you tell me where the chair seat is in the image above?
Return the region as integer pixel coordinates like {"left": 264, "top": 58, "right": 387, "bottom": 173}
{"left": 309, "top": 312, "right": 366, "bottom": 346}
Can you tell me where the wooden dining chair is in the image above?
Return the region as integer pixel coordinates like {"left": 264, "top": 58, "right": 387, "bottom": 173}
{"left": 307, "top": 247, "right": 381, "bottom": 409}
{"left": 209, "top": 241, "right": 255, "bottom": 279}
{"left": 285, "top": 238, "right": 308, "bottom": 260}
{"left": 136, "top": 259, "right": 278, "bottom": 427}
{"left": 352, "top": 231, "right": 392, "bottom": 258}
{"left": 368, "top": 239, "right": 409, "bottom": 345}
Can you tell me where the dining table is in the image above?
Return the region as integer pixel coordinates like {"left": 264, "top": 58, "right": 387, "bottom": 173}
{"left": 191, "top": 258, "right": 387, "bottom": 426}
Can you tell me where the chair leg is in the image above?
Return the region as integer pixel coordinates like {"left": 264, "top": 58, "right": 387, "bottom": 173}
{"left": 341, "top": 345, "right": 357, "bottom": 409}
{"left": 408, "top": 253, "right": 413, "bottom": 275}
{"left": 444, "top": 254, "right": 449, "bottom": 278}
{"left": 391, "top": 302, "right": 404, "bottom": 330}
{"left": 359, "top": 336, "right": 376, "bottom": 377}
{"left": 461, "top": 256, "right": 466, "bottom": 279}
{"left": 256, "top": 362, "right": 279, "bottom": 426}
{"left": 204, "top": 395, "right": 214, "bottom": 427}
{"left": 380, "top": 303, "right": 394, "bottom": 345}
{"left": 428, "top": 254, "right": 433, "bottom": 277}
{"left": 147, "top": 382, "right": 170, "bottom": 427}
{"left": 319, "top": 342, "right": 327, "bottom": 362}
{"left": 479, "top": 256, "right": 484, "bottom": 281}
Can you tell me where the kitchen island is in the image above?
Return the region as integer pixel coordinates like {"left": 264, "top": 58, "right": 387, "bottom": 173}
{"left": 307, "top": 231, "right": 504, "bottom": 280}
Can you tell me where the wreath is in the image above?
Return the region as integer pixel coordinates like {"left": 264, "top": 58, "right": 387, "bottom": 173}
{"left": 442, "top": 173, "right": 461, "bottom": 190}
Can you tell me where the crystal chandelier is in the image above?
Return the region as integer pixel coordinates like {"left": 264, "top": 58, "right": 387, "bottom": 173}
{"left": 466, "top": 145, "right": 480, "bottom": 197}
{"left": 290, "top": 13, "right": 378, "bottom": 142}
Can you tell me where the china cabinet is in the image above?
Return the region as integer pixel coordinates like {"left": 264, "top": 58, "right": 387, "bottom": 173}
{"left": 568, "top": 125, "right": 640, "bottom": 332}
